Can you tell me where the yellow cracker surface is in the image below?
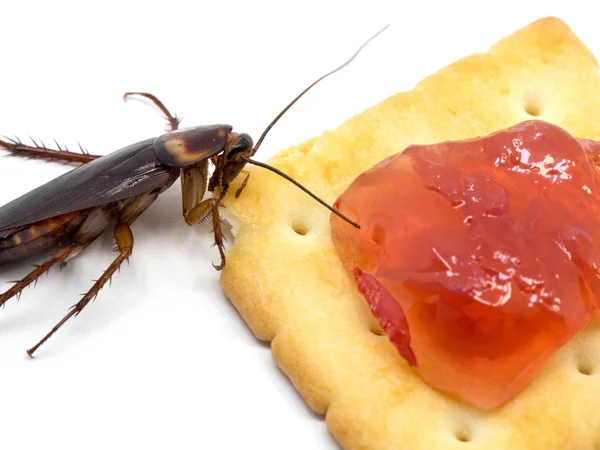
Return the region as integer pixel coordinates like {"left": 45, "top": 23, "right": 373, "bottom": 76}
{"left": 220, "top": 17, "right": 600, "bottom": 449}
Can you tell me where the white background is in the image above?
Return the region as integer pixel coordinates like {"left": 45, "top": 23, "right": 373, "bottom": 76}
{"left": 0, "top": 1, "right": 597, "bottom": 449}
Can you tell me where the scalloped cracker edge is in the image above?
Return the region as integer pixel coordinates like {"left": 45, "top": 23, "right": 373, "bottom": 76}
{"left": 220, "top": 17, "right": 600, "bottom": 449}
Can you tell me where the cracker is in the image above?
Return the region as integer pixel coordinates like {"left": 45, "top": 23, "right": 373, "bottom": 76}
{"left": 219, "top": 17, "right": 600, "bottom": 449}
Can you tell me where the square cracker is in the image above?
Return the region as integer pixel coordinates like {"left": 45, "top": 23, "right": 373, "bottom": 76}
{"left": 219, "top": 17, "right": 600, "bottom": 449}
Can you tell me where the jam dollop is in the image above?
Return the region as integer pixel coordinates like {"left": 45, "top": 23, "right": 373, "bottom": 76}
{"left": 331, "top": 121, "right": 600, "bottom": 410}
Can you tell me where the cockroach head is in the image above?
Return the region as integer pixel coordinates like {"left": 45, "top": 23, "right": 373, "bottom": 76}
{"left": 225, "top": 132, "right": 254, "bottom": 162}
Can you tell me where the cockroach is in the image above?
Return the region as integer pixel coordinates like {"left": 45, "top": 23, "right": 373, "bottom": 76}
{"left": 0, "top": 26, "right": 386, "bottom": 357}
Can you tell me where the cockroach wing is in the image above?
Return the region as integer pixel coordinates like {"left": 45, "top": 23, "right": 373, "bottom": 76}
{"left": 0, "top": 138, "right": 179, "bottom": 233}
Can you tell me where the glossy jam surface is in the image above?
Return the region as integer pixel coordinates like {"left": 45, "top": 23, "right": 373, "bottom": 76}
{"left": 331, "top": 121, "right": 600, "bottom": 410}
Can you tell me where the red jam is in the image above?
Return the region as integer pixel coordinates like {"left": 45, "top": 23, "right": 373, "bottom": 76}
{"left": 331, "top": 121, "right": 600, "bottom": 410}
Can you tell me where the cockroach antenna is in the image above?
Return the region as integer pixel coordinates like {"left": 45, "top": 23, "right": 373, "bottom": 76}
{"left": 241, "top": 24, "right": 390, "bottom": 228}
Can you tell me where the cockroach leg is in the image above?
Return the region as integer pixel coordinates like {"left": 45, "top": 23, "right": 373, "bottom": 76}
{"left": 123, "top": 92, "right": 181, "bottom": 132}
{"left": 210, "top": 202, "right": 227, "bottom": 271}
{"left": 184, "top": 197, "right": 215, "bottom": 225}
{"left": 184, "top": 197, "right": 226, "bottom": 270}
{"left": 235, "top": 171, "right": 251, "bottom": 198}
{"left": 0, "top": 137, "right": 100, "bottom": 164}
{"left": 0, "top": 243, "right": 79, "bottom": 308}
{"left": 26, "top": 222, "right": 134, "bottom": 357}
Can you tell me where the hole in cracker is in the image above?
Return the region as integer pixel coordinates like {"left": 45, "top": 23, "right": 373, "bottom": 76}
{"left": 577, "top": 360, "right": 595, "bottom": 376}
{"left": 455, "top": 428, "right": 472, "bottom": 443}
{"left": 370, "top": 326, "right": 385, "bottom": 336}
{"left": 524, "top": 98, "right": 542, "bottom": 116}
{"left": 292, "top": 221, "right": 309, "bottom": 236}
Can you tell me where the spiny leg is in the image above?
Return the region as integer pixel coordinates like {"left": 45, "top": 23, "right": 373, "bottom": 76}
{"left": 27, "top": 223, "right": 134, "bottom": 357}
{"left": 235, "top": 170, "right": 251, "bottom": 198}
{"left": 0, "top": 137, "right": 100, "bottom": 164}
{"left": 123, "top": 92, "right": 180, "bottom": 132}
{"left": 209, "top": 202, "right": 227, "bottom": 271}
{"left": 0, "top": 244, "right": 79, "bottom": 308}
{"left": 185, "top": 197, "right": 227, "bottom": 270}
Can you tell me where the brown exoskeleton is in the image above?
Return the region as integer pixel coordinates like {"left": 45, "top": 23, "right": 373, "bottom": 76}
{"left": 0, "top": 25, "right": 386, "bottom": 357}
